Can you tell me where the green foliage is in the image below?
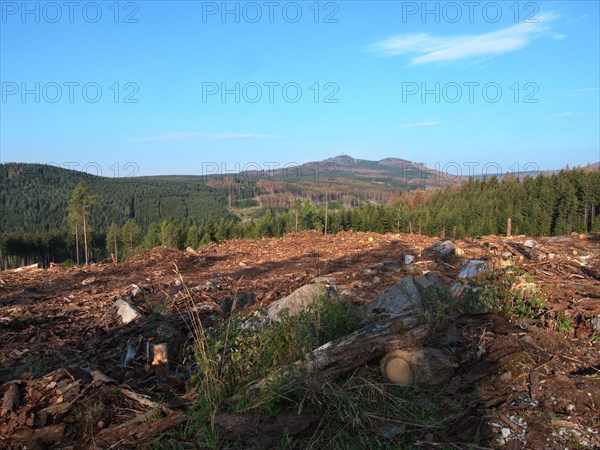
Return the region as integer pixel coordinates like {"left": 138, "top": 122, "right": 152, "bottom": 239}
{"left": 514, "top": 296, "right": 547, "bottom": 319}
{"left": 196, "top": 293, "right": 360, "bottom": 415}
{"left": 1, "top": 164, "right": 598, "bottom": 268}
{"left": 555, "top": 312, "right": 573, "bottom": 333}
{"left": 119, "top": 218, "right": 142, "bottom": 258}
{"left": 0, "top": 163, "right": 236, "bottom": 233}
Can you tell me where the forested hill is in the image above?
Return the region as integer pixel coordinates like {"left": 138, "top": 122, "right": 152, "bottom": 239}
{"left": 0, "top": 163, "right": 236, "bottom": 233}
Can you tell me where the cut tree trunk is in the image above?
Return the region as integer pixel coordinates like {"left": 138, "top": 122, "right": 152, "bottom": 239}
{"left": 245, "top": 312, "right": 432, "bottom": 393}
{"left": 304, "top": 313, "right": 432, "bottom": 378}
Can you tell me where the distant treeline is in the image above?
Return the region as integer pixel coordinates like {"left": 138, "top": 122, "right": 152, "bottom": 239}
{"left": 1, "top": 169, "right": 598, "bottom": 269}
{"left": 0, "top": 163, "right": 239, "bottom": 233}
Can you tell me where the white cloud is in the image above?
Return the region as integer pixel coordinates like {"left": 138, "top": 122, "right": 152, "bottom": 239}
{"left": 367, "top": 13, "right": 556, "bottom": 65}
{"left": 399, "top": 121, "right": 440, "bottom": 128}
{"left": 545, "top": 112, "right": 583, "bottom": 118}
{"left": 128, "top": 132, "right": 281, "bottom": 143}
{"left": 552, "top": 87, "right": 599, "bottom": 97}
{"left": 548, "top": 112, "right": 573, "bottom": 118}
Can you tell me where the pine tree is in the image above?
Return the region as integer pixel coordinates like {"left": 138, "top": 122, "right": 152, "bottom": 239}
{"left": 120, "top": 219, "right": 142, "bottom": 258}
{"left": 67, "top": 182, "right": 96, "bottom": 265}
{"left": 106, "top": 222, "right": 120, "bottom": 262}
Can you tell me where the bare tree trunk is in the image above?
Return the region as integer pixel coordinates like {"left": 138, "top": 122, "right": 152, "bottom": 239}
{"left": 75, "top": 223, "right": 80, "bottom": 265}
{"left": 82, "top": 208, "right": 89, "bottom": 265}
{"left": 324, "top": 195, "right": 328, "bottom": 235}
{"left": 114, "top": 232, "right": 119, "bottom": 262}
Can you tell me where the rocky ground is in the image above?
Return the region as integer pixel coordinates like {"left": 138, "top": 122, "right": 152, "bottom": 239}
{"left": 1, "top": 231, "right": 599, "bottom": 449}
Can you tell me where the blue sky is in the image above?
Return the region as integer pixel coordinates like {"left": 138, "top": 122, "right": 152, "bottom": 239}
{"left": 1, "top": 0, "right": 599, "bottom": 176}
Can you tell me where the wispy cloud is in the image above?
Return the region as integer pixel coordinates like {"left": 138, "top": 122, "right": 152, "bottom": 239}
{"left": 544, "top": 112, "right": 583, "bottom": 119}
{"left": 367, "top": 12, "right": 556, "bottom": 65}
{"left": 548, "top": 112, "right": 573, "bottom": 118}
{"left": 127, "top": 132, "right": 281, "bottom": 143}
{"left": 553, "top": 87, "right": 599, "bottom": 97}
{"left": 399, "top": 121, "right": 440, "bottom": 128}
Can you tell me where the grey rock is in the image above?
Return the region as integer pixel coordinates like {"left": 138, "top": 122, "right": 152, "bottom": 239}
{"left": 367, "top": 273, "right": 447, "bottom": 318}
{"left": 367, "top": 276, "right": 423, "bottom": 317}
{"left": 457, "top": 260, "right": 487, "bottom": 279}
{"left": 423, "top": 240, "right": 464, "bottom": 259}
{"left": 404, "top": 254, "right": 415, "bottom": 265}
{"left": 265, "top": 284, "right": 338, "bottom": 322}
{"left": 415, "top": 272, "right": 446, "bottom": 292}
{"left": 590, "top": 316, "right": 600, "bottom": 331}
{"left": 450, "top": 281, "right": 465, "bottom": 296}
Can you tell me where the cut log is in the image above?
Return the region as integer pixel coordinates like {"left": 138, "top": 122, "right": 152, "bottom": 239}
{"left": 245, "top": 313, "right": 432, "bottom": 394}
{"left": 305, "top": 313, "right": 432, "bottom": 378}
{"left": 379, "top": 348, "right": 458, "bottom": 386}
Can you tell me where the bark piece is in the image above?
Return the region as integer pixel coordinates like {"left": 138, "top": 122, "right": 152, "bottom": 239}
{"left": 10, "top": 424, "right": 64, "bottom": 443}
{"left": 113, "top": 299, "right": 141, "bottom": 324}
{"left": 1, "top": 382, "right": 21, "bottom": 417}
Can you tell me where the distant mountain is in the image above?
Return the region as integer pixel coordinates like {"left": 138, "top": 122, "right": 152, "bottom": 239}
{"left": 261, "top": 154, "right": 448, "bottom": 185}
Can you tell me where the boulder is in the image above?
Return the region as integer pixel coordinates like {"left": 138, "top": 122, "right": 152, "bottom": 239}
{"left": 367, "top": 277, "right": 422, "bottom": 317}
{"left": 265, "top": 284, "right": 337, "bottom": 322}
{"left": 380, "top": 348, "right": 458, "bottom": 386}
{"left": 423, "top": 240, "right": 464, "bottom": 260}
{"left": 367, "top": 272, "right": 446, "bottom": 316}
{"left": 457, "top": 260, "right": 487, "bottom": 279}
{"left": 367, "top": 273, "right": 446, "bottom": 317}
